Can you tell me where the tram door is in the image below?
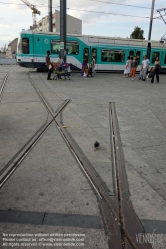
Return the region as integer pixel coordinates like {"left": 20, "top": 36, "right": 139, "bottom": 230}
{"left": 128, "top": 49, "right": 142, "bottom": 70}
{"left": 135, "top": 50, "right": 142, "bottom": 65}
{"left": 82, "top": 47, "right": 98, "bottom": 69}
{"left": 83, "top": 47, "right": 89, "bottom": 64}
{"left": 129, "top": 49, "right": 142, "bottom": 65}
{"left": 90, "top": 47, "right": 98, "bottom": 70}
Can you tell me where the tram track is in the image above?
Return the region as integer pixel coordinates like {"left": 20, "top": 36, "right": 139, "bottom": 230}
{"left": 0, "top": 97, "right": 71, "bottom": 189}
{"left": 0, "top": 71, "right": 10, "bottom": 103}
{"left": 0, "top": 70, "right": 152, "bottom": 248}
{"left": 52, "top": 103, "right": 152, "bottom": 248}
{"left": 27, "top": 71, "right": 152, "bottom": 248}
{"left": 0, "top": 71, "right": 71, "bottom": 188}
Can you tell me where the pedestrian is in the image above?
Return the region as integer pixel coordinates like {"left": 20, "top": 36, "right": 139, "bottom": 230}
{"left": 141, "top": 55, "right": 150, "bottom": 81}
{"left": 139, "top": 56, "right": 144, "bottom": 80}
{"left": 45, "top": 50, "right": 52, "bottom": 80}
{"left": 123, "top": 56, "right": 130, "bottom": 78}
{"left": 131, "top": 56, "right": 138, "bottom": 80}
{"left": 129, "top": 56, "right": 133, "bottom": 77}
{"left": 151, "top": 57, "right": 160, "bottom": 83}
{"left": 57, "top": 55, "right": 64, "bottom": 71}
{"left": 82, "top": 59, "right": 88, "bottom": 77}
{"left": 57, "top": 55, "right": 64, "bottom": 65}
{"left": 91, "top": 56, "right": 96, "bottom": 75}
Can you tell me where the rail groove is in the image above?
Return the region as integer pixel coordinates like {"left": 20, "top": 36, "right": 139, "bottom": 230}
{"left": 53, "top": 103, "right": 152, "bottom": 249}
{"left": 0, "top": 71, "right": 10, "bottom": 102}
{"left": 0, "top": 72, "right": 71, "bottom": 188}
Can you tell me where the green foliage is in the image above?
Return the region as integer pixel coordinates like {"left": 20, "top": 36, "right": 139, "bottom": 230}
{"left": 130, "top": 26, "right": 144, "bottom": 39}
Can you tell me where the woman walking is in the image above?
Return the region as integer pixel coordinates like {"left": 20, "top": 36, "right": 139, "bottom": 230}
{"left": 82, "top": 59, "right": 89, "bottom": 77}
{"left": 123, "top": 56, "right": 131, "bottom": 78}
{"left": 151, "top": 57, "right": 160, "bottom": 83}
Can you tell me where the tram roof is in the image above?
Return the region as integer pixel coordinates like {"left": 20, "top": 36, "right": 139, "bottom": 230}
{"left": 20, "top": 30, "right": 165, "bottom": 48}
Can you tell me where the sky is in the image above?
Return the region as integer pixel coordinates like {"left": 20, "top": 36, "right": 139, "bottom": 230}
{"left": 0, "top": 0, "right": 166, "bottom": 49}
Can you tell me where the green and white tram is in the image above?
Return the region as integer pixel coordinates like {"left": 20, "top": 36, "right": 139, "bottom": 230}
{"left": 17, "top": 30, "right": 166, "bottom": 72}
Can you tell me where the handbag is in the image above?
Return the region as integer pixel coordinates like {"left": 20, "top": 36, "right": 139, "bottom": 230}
{"left": 148, "top": 72, "right": 153, "bottom": 78}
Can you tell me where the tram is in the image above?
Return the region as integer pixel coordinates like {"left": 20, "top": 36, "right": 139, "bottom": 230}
{"left": 17, "top": 30, "right": 166, "bottom": 72}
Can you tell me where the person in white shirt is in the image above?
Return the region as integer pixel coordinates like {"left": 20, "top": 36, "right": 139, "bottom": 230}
{"left": 57, "top": 55, "right": 64, "bottom": 66}
{"left": 141, "top": 55, "right": 150, "bottom": 81}
{"left": 57, "top": 55, "right": 64, "bottom": 72}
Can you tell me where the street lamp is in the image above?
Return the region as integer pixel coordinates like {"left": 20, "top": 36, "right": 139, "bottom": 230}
{"left": 48, "top": 0, "right": 52, "bottom": 32}
{"left": 60, "top": 0, "right": 66, "bottom": 63}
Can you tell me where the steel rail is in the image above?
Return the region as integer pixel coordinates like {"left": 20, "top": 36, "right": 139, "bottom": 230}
{"left": 53, "top": 103, "right": 152, "bottom": 248}
{"left": 0, "top": 97, "right": 72, "bottom": 189}
{"left": 55, "top": 112, "right": 123, "bottom": 248}
{"left": 28, "top": 73, "right": 55, "bottom": 117}
{"left": 110, "top": 102, "right": 152, "bottom": 249}
{"left": 0, "top": 118, "right": 54, "bottom": 188}
{"left": 0, "top": 72, "right": 10, "bottom": 102}
{"left": 55, "top": 116, "right": 123, "bottom": 248}
{"left": 28, "top": 72, "right": 103, "bottom": 202}
{"left": 0, "top": 72, "right": 71, "bottom": 188}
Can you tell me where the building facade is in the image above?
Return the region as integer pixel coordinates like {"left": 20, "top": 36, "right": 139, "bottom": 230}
{"left": 34, "top": 10, "right": 82, "bottom": 34}
{"left": 6, "top": 38, "right": 18, "bottom": 58}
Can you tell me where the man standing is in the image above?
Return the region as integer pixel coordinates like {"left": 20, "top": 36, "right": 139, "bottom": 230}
{"left": 142, "top": 55, "right": 150, "bottom": 81}
{"left": 45, "top": 50, "right": 52, "bottom": 80}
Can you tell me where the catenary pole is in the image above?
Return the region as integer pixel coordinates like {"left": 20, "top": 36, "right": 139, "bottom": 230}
{"left": 60, "top": 0, "right": 66, "bottom": 63}
{"left": 48, "top": 0, "right": 52, "bottom": 32}
{"left": 147, "top": 0, "right": 155, "bottom": 59}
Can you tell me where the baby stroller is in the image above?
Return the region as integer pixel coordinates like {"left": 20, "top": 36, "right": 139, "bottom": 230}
{"left": 52, "top": 63, "right": 71, "bottom": 80}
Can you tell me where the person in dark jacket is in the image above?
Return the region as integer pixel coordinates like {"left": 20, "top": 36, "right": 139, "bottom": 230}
{"left": 151, "top": 57, "right": 160, "bottom": 83}
{"left": 45, "top": 50, "right": 52, "bottom": 80}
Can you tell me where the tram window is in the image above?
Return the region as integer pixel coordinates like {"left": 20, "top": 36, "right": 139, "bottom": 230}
{"left": 51, "top": 40, "right": 60, "bottom": 54}
{"left": 66, "top": 41, "right": 79, "bottom": 54}
{"left": 51, "top": 40, "right": 79, "bottom": 54}
{"left": 164, "top": 55, "right": 166, "bottom": 64}
{"left": 101, "top": 50, "right": 125, "bottom": 62}
{"left": 136, "top": 51, "right": 141, "bottom": 64}
{"left": 92, "top": 48, "right": 97, "bottom": 61}
{"left": 22, "top": 38, "right": 29, "bottom": 54}
{"left": 152, "top": 52, "right": 160, "bottom": 64}
{"left": 84, "top": 48, "right": 89, "bottom": 63}
{"left": 129, "top": 50, "right": 134, "bottom": 58}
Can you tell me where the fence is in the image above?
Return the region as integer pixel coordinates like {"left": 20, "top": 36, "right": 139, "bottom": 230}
{"left": 0, "top": 58, "right": 16, "bottom": 65}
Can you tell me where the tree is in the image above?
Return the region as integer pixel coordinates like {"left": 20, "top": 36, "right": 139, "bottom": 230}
{"left": 130, "top": 26, "right": 144, "bottom": 39}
